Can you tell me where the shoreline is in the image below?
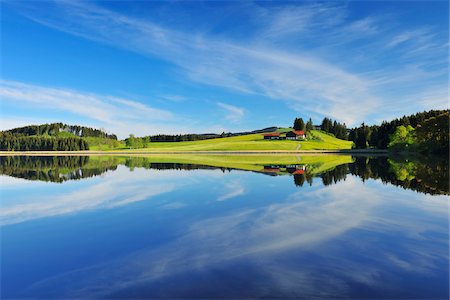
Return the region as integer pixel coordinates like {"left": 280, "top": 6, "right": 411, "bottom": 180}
{"left": 0, "top": 149, "right": 389, "bottom": 156}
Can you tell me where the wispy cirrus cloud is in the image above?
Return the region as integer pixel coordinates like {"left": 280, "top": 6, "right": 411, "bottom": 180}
{"left": 216, "top": 102, "right": 245, "bottom": 123}
{"left": 3, "top": 1, "right": 380, "bottom": 125}
{"left": 255, "top": 3, "right": 347, "bottom": 39}
{"left": 4, "top": 1, "right": 448, "bottom": 126}
{"left": 0, "top": 80, "right": 180, "bottom": 138}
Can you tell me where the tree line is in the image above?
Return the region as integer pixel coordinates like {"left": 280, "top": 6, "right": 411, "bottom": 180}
{"left": 0, "top": 134, "right": 89, "bottom": 151}
{"left": 4, "top": 123, "right": 117, "bottom": 139}
{"left": 349, "top": 109, "right": 448, "bottom": 153}
{"left": 293, "top": 117, "right": 348, "bottom": 139}
{"left": 124, "top": 133, "right": 235, "bottom": 148}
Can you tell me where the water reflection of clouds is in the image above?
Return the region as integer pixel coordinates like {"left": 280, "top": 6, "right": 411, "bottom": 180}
{"left": 217, "top": 180, "right": 246, "bottom": 201}
{"left": 0, "top": 166, "right": 201, "bottom": 226}
{"left": 0, "top": 175, "right": 40, "bottom": 187}
{"left": 18, "top": 176, "right": 448, "bottom": 298}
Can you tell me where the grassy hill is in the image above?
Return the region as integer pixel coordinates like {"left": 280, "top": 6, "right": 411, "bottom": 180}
{"left": 125, "top": 130, "right": 352, "bottom": 152}
{"left": 1, "top": 123, "right": 352, "bottom": 152}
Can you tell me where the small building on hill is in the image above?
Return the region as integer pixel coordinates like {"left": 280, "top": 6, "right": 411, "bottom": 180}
{"left": 286, "top": 130, "right": 305, "bottom": 140}
{"left": 263, "top": 133, "right": 281, "bottom": 140}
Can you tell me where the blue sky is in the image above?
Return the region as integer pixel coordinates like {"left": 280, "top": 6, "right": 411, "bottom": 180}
{"left": 1, "top": 1, "right": 448, "bottom": 138}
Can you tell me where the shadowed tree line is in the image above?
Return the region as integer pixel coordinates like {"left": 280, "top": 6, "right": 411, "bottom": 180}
{"left": 3, "top": 123, "right": 117, "bottom": 139}
{"left": 0, "top": 134, "right": 90, "bottom": 151}
{"left": 349, "top": 110, "right": 449, "bottom": 153}
{"left": 0, "top": 122, "right": 118, "bottom": 151}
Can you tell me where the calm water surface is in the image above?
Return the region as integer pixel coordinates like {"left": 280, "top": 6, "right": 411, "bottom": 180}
{"left": 0, "top": 155, "right": 448, "bottom": 299}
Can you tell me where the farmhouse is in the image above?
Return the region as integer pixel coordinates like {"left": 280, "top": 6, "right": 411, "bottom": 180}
{"left": 286, "top": 130, "right": 305, "bottom": 140}
{"left": 263, "top": 133, "right": 281, "bottom": 140}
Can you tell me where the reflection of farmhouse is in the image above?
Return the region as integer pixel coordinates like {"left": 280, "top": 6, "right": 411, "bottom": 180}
{"left": 286, "top": 130, "right": 305, "bottom": 140}
{"left": 286, "top": 165, "right": 306, "bottom": 174}
{"left": 263, "top": 166, "right": 281, "bottom": 172}
{"left": 263, "top": 164, "right": 307, "bottom": 175}
{"left": 263, "top": 133, "right": 281, "bottom": 140}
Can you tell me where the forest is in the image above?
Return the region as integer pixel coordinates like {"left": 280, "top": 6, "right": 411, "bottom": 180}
{"left": 348, "top": 109, "right": 448, "bottom": 153}
{"left": 3, "top": 123, "right": 117, "bottom": 139}
{"left": 0, "top": 134, "right": 89, "bottom": 151}
{"left": 0, "top": 122, "right": 115, "bottom": 151}
{"left": 295, "top": 109, "right": 449, "bottom": 154}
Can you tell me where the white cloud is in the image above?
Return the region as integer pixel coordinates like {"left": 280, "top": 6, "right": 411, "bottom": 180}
{"left": 256, "top": 3, "right": 347, "bottom": 39}
{"left": 4, "top": 1, "right": 447, "bottom": 127}
{"left": 5, "top": 1, "right": 382, "bottom": 125}
{"left": 216, "top": 102, "right": 245, "bottom": 122}
{"left": 0, "top": 80, "right": 179, "bottom": 138}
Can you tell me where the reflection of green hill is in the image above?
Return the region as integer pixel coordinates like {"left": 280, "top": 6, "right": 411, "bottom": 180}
{"left": 0, "top": 155, "right": 447, "bottom": 195}
{"left": 107, "top": 154, "right": 353, "bottom": 174}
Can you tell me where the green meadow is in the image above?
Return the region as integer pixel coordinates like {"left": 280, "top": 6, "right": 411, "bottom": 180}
{"left": 118, "top": 130, "right": 352, "bottom": 152}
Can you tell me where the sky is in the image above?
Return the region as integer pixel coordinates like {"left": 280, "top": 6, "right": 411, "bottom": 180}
{"left": 1, "top": 0, "right": 448, "bottom": 138}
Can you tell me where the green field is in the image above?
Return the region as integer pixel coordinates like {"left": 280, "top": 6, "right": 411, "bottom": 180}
{"left": 84, "top": 137, "right": 125, "bottom": 151}
{"left": 10, "top": 129, "right": 353, "bottom": 152}
{"left": 125, "top": 130, "right": 352, "bottom": 152}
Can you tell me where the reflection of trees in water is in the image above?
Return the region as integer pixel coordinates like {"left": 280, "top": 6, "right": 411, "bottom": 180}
{"left": 0, "top": 156, "right": 232, "bottom": 183}
{"left": 0, "top": 156, "right": 117, "bottom": 183}
{"left": 350, "top": 156, "right": 449, "bottom": 196}
{"left": 302, "top": 156, "right": 449, "bottom": 195}
{"left": 123, "top": 158, "right": 226, "bottom": 172}
{"left": 293, "top": 173, "right": 314, "bottom": 187}
{"left": 293, "top": 164, "right": 348, "bottom": 187}
{"left": 320, "top": 164, "right": 348, "bottom": 186}
{"left": 1, "top": 156, "right": 447, "bottom": 195}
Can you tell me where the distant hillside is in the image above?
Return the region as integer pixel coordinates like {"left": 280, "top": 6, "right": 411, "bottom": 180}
{"left": 146, "top": 126, "right": 278, "bottom": 142}
{"left": 125, "top": 130, "right": 353, "bottom": 151}
{"left": 0, "top": 123, "right": 118, "bottom": 151}
{"left": 2, "top": 122, "right": 117, "bottom": 140}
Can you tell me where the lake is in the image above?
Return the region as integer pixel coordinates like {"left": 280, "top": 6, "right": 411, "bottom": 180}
{"left": 0, "top": 155, "right": 448, "bottom": 299}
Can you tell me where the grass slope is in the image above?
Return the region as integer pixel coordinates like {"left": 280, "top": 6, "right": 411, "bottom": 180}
{"left": 126, "top": 130, "right": 352, "bottom": 152}
{"left": 84, "top": 137, "right": 125, "bottom": 150}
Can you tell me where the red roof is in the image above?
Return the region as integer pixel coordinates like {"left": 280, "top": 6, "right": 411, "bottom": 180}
{"left": 291, "top": 131, "right": 305, "bottom": 135}
{"left": 263, "top": 133, "right": 280, "bottom": 137}
{"left": 292, "top": 170, "right": 305, "bottom": 175}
